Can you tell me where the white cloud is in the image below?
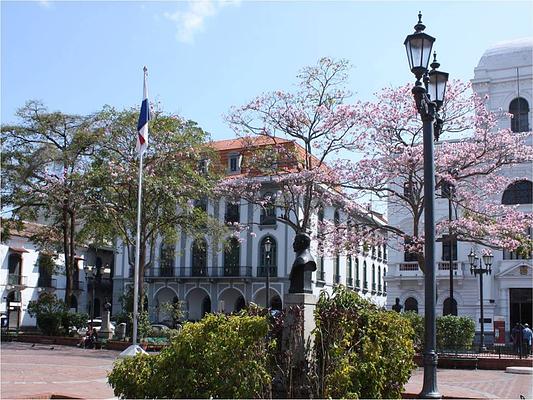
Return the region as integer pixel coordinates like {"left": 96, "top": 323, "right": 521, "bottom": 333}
{"left": 37, "top": 0, "right": 51, "bottom": 8}
{"left": 164, "top": 0, "right": 240, "bottom": 44}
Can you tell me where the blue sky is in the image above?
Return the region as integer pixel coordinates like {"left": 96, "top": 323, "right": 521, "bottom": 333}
{"left": 2, "top": 1, "right": 533, "bottom": 141}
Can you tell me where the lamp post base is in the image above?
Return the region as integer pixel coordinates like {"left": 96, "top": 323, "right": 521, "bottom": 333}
{"left": 419, "top": 351, "right": 442, "bottom": 399}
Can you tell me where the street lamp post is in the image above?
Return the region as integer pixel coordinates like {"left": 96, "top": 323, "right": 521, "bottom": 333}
{"left": 404, "top": 11, "right": 448, "bottom": 399}
{"left": 83, "top": 265, "right": 96, "bottom": 325}
{"left": 443, "top": 169, "right": 458, "bottom": 315}
{"left": 264, "top": 237, "right": 272, "bottom": 309}
{"left": 468, "top": 249, "right": 493, "bottom": 352}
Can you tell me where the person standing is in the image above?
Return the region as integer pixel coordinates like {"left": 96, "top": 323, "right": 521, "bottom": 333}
{"left": 511, "top": 323, "right": 522, "bottom": 355}
{"left": 522, "top": 323, "right": 532, "bottom": 357}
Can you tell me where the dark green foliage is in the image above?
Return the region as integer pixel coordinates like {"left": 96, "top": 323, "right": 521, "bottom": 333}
{"left": 437, "top": 315, "right": 475, "bottom": 350}
{"left": 314, "top": 286, "right": 415, "bottom": 399}
{"left": 62, "top": 311, "right": 89, "bottom": 336}
{"left": 108, "top": 313, "right": 271, "bottom": 399}
{"left": 402, "top": 311, "right": 424, "bottom": 352}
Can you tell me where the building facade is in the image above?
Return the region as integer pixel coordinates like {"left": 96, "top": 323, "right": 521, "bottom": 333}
{"left": 112, "top": 138, "right": 388, "bottom": 325}
{"left": 0, "top": 221, "right": 114, "bottom": 330}
{"left": 385, "top": 39, "right": 533, "bottom": 343}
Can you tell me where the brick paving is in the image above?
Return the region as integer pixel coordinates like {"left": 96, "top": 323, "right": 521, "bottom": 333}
{"left": 1, "top": 342, "right": 117, "bottom": 399}
{"left": 1, "top": 342, "right": 532, "bottom": 399}
{"left": 404, "top": 367, "right": 533, "bottom": 399}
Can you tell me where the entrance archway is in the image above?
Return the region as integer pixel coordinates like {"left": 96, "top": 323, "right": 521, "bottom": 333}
{"left": 218, "top": 288, "right": 245, "bottom": 314}
{"left": 510, "top": 288, "right": 532, "bottom": 327}
{"left": 186, "top": 288, "right": 211, "bottom": 321}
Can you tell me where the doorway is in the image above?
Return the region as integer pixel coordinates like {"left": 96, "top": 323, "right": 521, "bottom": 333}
{"left": 510, "top": 288, "right": 532, "bottom": 327}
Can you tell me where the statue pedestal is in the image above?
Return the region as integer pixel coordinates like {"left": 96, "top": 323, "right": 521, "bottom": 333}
{"left": 283, "top": 293, "right": 317, "bottom": 355}
{"left": 98, "top": 310, "right": 113, "bottom": 340}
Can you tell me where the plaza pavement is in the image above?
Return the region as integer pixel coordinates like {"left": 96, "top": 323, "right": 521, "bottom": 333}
{"left": 1, "top": 342, "right": 532, "bottom": 399}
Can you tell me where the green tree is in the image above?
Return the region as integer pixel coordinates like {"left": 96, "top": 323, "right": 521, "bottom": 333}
{"left": 2, "top": 101, "right": 101, "bottom": 306}
{"left": 85, "top": 106, "right": 224, "bottom": 309}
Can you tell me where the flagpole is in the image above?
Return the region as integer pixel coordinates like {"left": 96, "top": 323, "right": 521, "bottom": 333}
{"left": 119, "top": 66, "right": 150, "bottom": 358}
{"left": 132, "top": 150, "right": 143, "bottom": 345}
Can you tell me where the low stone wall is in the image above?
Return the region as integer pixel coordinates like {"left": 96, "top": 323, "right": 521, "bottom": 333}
{"left": 413, "top": 354, "right": 533, "bottom": 370}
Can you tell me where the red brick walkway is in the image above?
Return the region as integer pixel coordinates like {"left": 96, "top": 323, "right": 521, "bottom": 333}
{"left": 1, "top": 342, "right": 117, "bottom": 399}
{"left": 2, "top": 342, "right": 532, "bottom": 399}
{"left": 404, "top": 367, "right": 533, "bottom": 399}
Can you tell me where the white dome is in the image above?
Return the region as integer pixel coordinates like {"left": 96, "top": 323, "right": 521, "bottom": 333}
{"left": 477, "top": 38, "right": 533, "bottom": 70}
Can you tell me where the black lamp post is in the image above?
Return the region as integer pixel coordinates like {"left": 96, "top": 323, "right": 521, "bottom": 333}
{"left": 84, "top": 265, "right": 96, "bottom": 325}
{"left": 443, "top": 169, "right": 458, "bottom": 315}
{"left": 264, "top": 237, "right": 272, "bottom": 309}
{"left": 468, "top": 249, "right": 493, "bottom": 352}
{"left": 404, "top": 11, "right": 448, "bottom": 399}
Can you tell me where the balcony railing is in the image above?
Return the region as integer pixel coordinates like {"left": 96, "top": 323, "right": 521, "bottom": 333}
{"left": 176, "top": 266, "right": 254, "bottom": 278}
{"left": 437, "top": 261, "right": 458, "bottom": 270}
{"left": 146, "top": 268, "right": 175, "bottom": 278}
{"left": 37, "top": 277, "right": 57, "bottom": 289}
{"left": 257, "top": 266, "right": 278, "bottom": 278}
{"left": 399, "top": 262, "right": 420, "bottom": 271}
{"left": 7, "top": 274, "right": 27, "bottom": 287}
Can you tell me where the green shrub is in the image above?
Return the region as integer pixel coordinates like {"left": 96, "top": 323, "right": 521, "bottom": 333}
{"left": 108, "top": 313, "right": 271, "bottom": 399}
{"left": 62, "top": 311, "right": 89, "bottom": 336}
{"left": 27, "top": 292, "right": 67, "bottom": 336}
{"left": 437, "top": 315, "right": 475, "bottom": 350}
{"left": 402, "top": 311, "right": 424, "bottom": 351}
{"left": 314, "top": 286, "right": 415, "bottom": 399}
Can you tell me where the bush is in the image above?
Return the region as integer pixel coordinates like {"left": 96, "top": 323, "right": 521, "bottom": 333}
{"left": 115, "top": 310, "right": 151, "bottom": 339}
{"left": 62, "top": 311, "right": 89, "bottom": 336}
{"left": 27, "top": 293, "right": 67, "bottom": 336}
{"left": 437, "top": 315, "right": 475, "bottom": 350}
{"left": 402, "top": 311, "right": 424, "bottom": 351}
{"left": 108, "top": 313, "right": 271, "bottom": 399}
{"left": 314, "top": 286, "right": 415, "bottom": 399}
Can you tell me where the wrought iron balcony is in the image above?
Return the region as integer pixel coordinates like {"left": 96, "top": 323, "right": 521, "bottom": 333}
{"left": 7, "top": 274, "right": 27, "bottom": 287}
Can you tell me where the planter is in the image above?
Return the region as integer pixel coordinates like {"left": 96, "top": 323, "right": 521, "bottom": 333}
{"left": 106, "top": 340, "right": 132, "bottom": 351}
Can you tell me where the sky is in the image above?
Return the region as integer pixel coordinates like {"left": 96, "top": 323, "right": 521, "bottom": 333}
{"left": 2, "top": 0, "right": 533, "bottom": 142}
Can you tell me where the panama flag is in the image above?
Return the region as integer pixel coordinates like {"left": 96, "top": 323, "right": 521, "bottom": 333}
{"left": 136, "top": 66, "right": 150, "bottom": 156}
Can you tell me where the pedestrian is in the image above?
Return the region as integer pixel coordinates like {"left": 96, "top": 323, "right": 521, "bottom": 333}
{"left": 78, "top": 324, "right": 92, "bottom": 348}
{"left": 522, "top": 323, "right": 532, "bottom": 357}
{"left": 511, "top": 323, "right": 522, "bottom": 355}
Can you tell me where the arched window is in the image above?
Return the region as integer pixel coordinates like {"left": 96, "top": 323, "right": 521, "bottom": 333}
{"left": 259, "top": 236, "right": 277, "bottom": 277}
{"left": 160, "top": 241, "right": 175, "bottom": 277}
{"left": 443, "top": 297, "right": 457, "bottom": 316}
{"left": 224, "top": 237, "right": 240, "bottom": 276}
{"left": 363, "top": 261, "right": 368, "bottom": 292}
{"left": 502, "top": 180, "right": 532, "bottom": 205}
{"left": 260, "top": 192, "right": 276, "bottom": 225}
{"left": 404, "top": 297, "right": 419, "bottom": 313}
{"left": 346, "top": 255, "right": 353, "bottom": 287}
{"left": 191, "top": 239, "right": 207, "bottom": 277}
{"left": 509, "top": 97, "right": 530, "bottom": 133}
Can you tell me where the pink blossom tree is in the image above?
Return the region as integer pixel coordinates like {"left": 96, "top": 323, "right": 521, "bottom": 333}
{"left": 335, "top": 80, "right": 533, "bottom": 271}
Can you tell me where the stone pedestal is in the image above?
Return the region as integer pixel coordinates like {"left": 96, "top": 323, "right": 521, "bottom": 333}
{"left": 283, "top": 293, "right": 317, "bottom": 356}
{"left": 98, "top": 310, "right": 113, "bottom": 340}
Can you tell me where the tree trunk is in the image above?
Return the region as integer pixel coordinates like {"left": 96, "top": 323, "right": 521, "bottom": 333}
{"left": 62, "top": 203, "right": 72, "bottom": 307}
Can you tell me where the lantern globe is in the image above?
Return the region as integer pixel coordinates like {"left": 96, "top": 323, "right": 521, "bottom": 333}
{"left": 468, "top": 249, "right": 476, "bottom": 266}
{"left": 428, "top": 69, "right": 449, "bottom": 106}
{"left": 404, "top": 32, "right": 435, "bottom": 79}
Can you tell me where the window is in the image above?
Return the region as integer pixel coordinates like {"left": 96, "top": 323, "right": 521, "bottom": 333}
{"left": 404, "top": 297, "right": 419, "bottom": 313}
{"left": 502, "top": 180, "right": 532, "bottom": 205}
{"left": 259, "top": 236, "right": 277, "bottom": 277}
{"left": 225, "top": 202, "right": 240, "bottom": 224}
{"left": 371, "top": 264, "right": 376, "bottom": 292}
{"left": 363, "top": 261, "right": 368, "bottom": 292}
{"left": 346, "top": 255, "right": 353, "bottom": 287}
{"left": 316, "top": 206, "right": 325, "bottom": 281}
{"left": 160, "top": 241, "right": 175, "bottom": 277}
{"left": 509, "top": 97, "right": 530, "bottom": 133}
{"left": 441, "top": 234, "right": 457, "bottom": 261}
{"left": 404, "top": 237, "right": 418, "bottom": 262}
{"left": 355, "top": 258, "right": 360, "bottom": 290}
{"left": 378, "top": 265, "right": 382, "bottom": 292}
{"left": 228, "top": 154, "right": 242, "bottom": 173}
{"left": 260, "top": 192, "right": 276, "bottom": 225}
{"left": 443, "top": 297, "right": 457, "bottom": 316}
{"left": 224, "top": 238, "right": 240, "bottom": 276}
{"left": 334, "top": 255, "right": 340, "bottom": 284}
{"left": 191, "top": 239, "right": 207, "bottom": 276}
{"left": 37, "top": 254, "right": 53, "bottom": 288}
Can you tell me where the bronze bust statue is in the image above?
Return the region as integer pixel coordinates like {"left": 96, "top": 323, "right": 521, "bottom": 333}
{"left": 289, "top": 232, "right": 317, "bottom": 294}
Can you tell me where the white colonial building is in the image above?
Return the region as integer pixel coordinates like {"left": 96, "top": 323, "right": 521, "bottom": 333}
{"left": 385, "top": 38, "right": 533, "bottom": 343}
{"left": 0, "top": 221, "right": 114, "bottom": 330}
{"left": 112, "top": 138, "right": 388, "bottom": 324}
